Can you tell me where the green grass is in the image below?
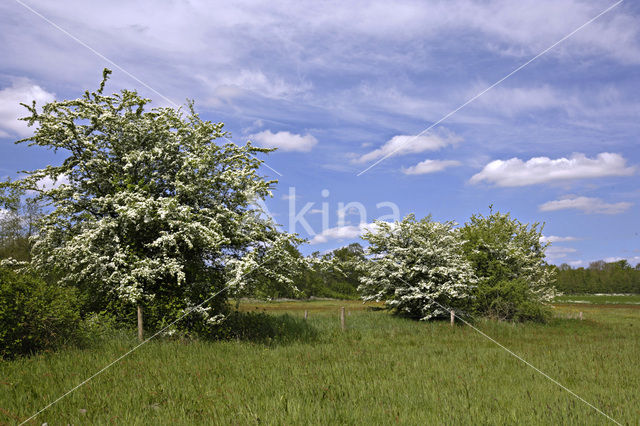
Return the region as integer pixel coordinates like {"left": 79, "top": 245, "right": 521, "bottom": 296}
{"left": 554, "top": 294, "right": 640, "bottom": 305}
{"left": 1, "top": 300, "right": 639, "bottom": 425}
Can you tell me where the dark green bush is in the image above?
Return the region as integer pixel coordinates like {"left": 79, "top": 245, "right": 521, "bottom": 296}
{"left": 0, "top": 268, "right": 82, "bottom": 359}
{"left": 460, "top": 209, "right": 556, "bottom": 323}
{"left": 473, "top": 279, "right": 551, "bottom": 323}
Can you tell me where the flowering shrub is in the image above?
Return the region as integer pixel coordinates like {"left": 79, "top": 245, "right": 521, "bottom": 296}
{"left": 358, "top": 215, "right": 477, "bottom": 320}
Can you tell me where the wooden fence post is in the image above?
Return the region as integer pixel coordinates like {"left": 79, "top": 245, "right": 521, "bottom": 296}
{"left": 579, "top": 311, "right": 583, "bottom": 321}
{"left": 137, "top": 305, "right": 144, "bottom": 341}
{"left": 304, "top": 310, "right": 308, "bottom": 320}
{"left": 341, "top": 306, "right": 345, "bottom": 331}
{"left": 450, "top": 310, "right": 455, "bottom": 327}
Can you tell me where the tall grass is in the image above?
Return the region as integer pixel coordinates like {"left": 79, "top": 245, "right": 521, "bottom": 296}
{"left": 1, "top": 301, "right": 638, "bottom": 425}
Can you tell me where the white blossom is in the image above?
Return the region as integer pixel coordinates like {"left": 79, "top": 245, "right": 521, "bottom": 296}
{"left": 359, "top": 214, "right": 477, "bottom": 320}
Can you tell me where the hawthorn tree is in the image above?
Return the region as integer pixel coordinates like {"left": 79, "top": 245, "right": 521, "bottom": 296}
{"left": 460, "top": 208, "right": 556, "bottom": 321}
{"left": 358, "top": 215, "right": 477, "bottom": 320}
{"left": 3, "top": 69, "right": 302, "bottom": 336}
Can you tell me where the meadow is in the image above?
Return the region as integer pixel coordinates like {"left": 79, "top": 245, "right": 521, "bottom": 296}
{"left": 554, "top": 294, "right": 640, "bottom": 305}
{"left": 1, "top": 299, "right": 639, "bottom": 425}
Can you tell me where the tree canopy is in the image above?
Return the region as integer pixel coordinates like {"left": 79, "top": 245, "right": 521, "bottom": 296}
{"left": 2, "top": 69, "right": 301, "bottom": 329}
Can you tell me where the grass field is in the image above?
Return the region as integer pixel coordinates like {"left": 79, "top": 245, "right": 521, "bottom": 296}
{"left": 1, "top": 300, "right": 639, "bottom": 425}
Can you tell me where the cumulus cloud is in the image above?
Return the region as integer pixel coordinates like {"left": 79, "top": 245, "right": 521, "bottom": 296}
{"left": 539, "top": 196, "right": 632, "bottom": 215}
{"left": 540, "top": 235, "right": 578, "bottom": 243}
{"left": 402, "top": 159, "right": 461, "bottom": 175}
{"left": 310, "top": 225, "right": 361, "bottom": 244}
{"left": 354, "top": 131, "right": 461, "bottom": 164}
{"left": 0, "top": 79, "right": 55, "bottom": 137}
{"left": 250, "top": 130, "right": 318, "bottom": 152}
{"left": 310, "top": 222, "right": 384, "bottom": 244}
{"left": 470, "top": 153, "right": 636, "bottom": 187}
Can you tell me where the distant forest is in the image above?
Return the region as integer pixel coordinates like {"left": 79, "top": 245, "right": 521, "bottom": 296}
{"left": 554, "top": 260, "right": 640, "bottom": 294}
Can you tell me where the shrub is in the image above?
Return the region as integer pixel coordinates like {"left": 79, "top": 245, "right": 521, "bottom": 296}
{"left": 358, "top": 215, "right": 477, "bottom": 320}
{"left": 461, "top": 209, "right": 556, "bottom": 322}
{"left": 0, "top": 268, "right": 82, "bottom": 359}
{"left": 475, "top": 279, "right": 552, "bottom": 323}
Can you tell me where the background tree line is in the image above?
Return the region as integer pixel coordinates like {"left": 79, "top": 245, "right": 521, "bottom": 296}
{"left": 253, "top": 242, "right": 365, "bottom": 300}
{"left": 553, "top": 260, "right": 640, "bottom": 294}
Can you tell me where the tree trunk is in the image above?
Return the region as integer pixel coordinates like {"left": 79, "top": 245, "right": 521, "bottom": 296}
{"left": 137, "top": 304, "right": 144, "bottom": 341}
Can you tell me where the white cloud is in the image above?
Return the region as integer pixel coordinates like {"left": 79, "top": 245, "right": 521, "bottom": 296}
{"left": 204, "top": 70, "right": 312, "bottom": 102}
{"left": 546, "top": 246, "right": 577, "bottom": 259}
{"left": 470, "top": 84, "right": 638, "bottom": 122}
{"left": 1, "top": 0, "right": 637, "bottom": 148}
{"left": 603, "top": 256, "right": 640, "bottom": 265}
{"left": 567, "top": 256, "right": 640, "bottom": 267}
{"left": 470, "top": 153, "right": 636, "bottom": 187}
{"left": 472, "top": 85, "right": 570, "bottom": 115}
{"left": 354, "top": 131, "right": 461, "bottom": 164}
{"left": 310, "top": 225, "right": 361, "bottom": 244}
{"left": 310, "top": 222, "right": 384, "bottom": 244}
{"left": 250, "top": 130, "right": 318, "bottom": 152}
{"left": 1, "top": 0, "right": 639, "bottom": 129}
{"left": 25, "top": 175, "right": 70, "bottom": 196}
{"left": 539, "top": 196, "right": 633, "bottom": 215}
{"left": 39, "top": 175, "right": 70, "bottom": 190}
{"left": 402, "top": 159, "right": 461, "bottom": 175}
{"left": 0, "top": 79, "right": 55, "bottom": 137}
{"left": 242, "top": 119, "right": 265, "bottom": 134}
{"left": 462, "top": 0, "right": 640, "bottom": 64}
{"left": 540, "top": 235, "right": 578, "bottom": 243}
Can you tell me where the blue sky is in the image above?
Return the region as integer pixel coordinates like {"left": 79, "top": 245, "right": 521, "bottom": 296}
{"left": 1, "top": 0, "right": 639, "bottom": 266}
